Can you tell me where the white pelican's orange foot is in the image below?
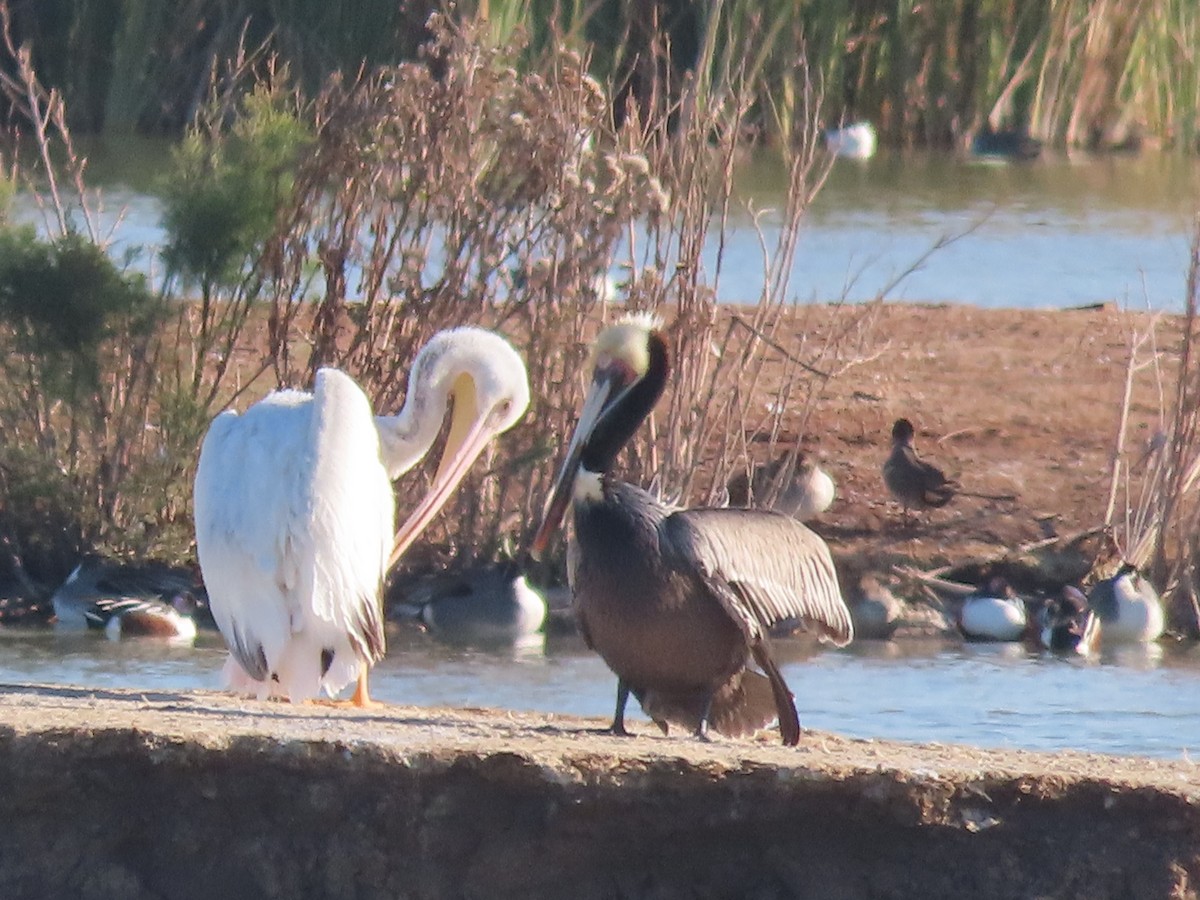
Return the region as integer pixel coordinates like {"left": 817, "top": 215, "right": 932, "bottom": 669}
{"left": 194, "top": 327, "right": 530, "bottom": 705}
{"left": 312, "top": 672, "right": 381, "bottom": 709}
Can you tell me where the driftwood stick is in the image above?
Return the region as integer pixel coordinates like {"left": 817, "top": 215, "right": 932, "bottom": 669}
{"left": 892, "top": 525, "right": 1108, "bottom": 585}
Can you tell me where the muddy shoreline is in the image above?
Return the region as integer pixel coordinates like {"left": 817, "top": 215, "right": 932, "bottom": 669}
{"left": 0, "top": 684, "right": 1196, "bottom": 899}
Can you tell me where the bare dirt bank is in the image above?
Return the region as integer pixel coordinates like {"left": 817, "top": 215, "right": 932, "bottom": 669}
{"left": 0, "top": 684, "right": 1196, "bottom": 899}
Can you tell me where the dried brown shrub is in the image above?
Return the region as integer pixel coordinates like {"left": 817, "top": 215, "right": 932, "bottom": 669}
{"left": 250, "top": 14, "right": 884, "bottom": 577}
{"left": 1110, "top": 220, "right": 1200, "bottom": 635}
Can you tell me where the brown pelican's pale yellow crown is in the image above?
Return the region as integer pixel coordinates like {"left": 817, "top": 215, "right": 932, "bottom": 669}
{"left": 592, "top": 313, "right": 661, "bottom": 377}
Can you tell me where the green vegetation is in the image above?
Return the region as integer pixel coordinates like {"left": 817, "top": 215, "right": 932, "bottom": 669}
{"left": 4, "top": 1, "right": 1199, "bottom": 151}
{"left": 0, "top": 31, "right": 309, "bottom": 589}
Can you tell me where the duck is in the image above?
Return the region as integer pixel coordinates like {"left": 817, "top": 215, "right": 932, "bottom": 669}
{"left": 970, "top": 126, "right": 1043, "bottom": 161}
{"left": 846, "top": 574, "right": 903, "bottom": 640}
{"left": 97, "top": 595, "right": 200, "bottom": 643}
{"left": 391, "top": 561, "right": 547, "bottom": 644}
{"left": 958, "top": 576, "right": 1028, "bottom": 642}
{"left": 882, "top": 418, "right": 957, "bottom": 519}
{"left": 726, "top": 452, "right": 835, "bottom": 521}
{"left": 51, "top": 558, "right": 208, "bottom": 641}
{"left": 824, "top": 121, "right": 877, "bottom": 160}
{"left": 1039, "top": 586, "right": 1100, "bottom": 655}
{"left": 1086, "top": 563, "right": 1164, "bottom": 643}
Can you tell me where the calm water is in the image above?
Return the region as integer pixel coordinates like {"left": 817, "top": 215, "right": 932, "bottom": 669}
{"left": 16, "top": 138, "right": 1200, "bottom": 310}
{"left": 4, "top": 624, "right": 1198, "bottom": 760}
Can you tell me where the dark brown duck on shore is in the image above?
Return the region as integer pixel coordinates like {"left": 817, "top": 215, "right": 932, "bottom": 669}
{"left": 882, "top": 418, "right": 958, "bottom": 517}
{"left": 883, "top": 418, "right": 1017, "bottom": 521}
{"left": 530, "top": 314, "right": 853, "bottom": 746}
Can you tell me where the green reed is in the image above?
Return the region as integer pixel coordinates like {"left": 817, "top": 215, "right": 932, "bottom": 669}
{"left": 7, "top": 0, "right": 1199, "bottom": 151}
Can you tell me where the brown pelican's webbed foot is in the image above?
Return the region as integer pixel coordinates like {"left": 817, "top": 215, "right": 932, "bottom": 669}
{"left": 599, "top": 680, "right": 635, "bottom": 737}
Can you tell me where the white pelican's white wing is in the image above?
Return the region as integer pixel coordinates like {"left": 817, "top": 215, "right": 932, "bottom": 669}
{"left": 194, "top": 369, "right": 392, "bottom": 701}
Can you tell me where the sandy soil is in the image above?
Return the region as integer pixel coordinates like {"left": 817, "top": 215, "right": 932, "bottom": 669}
{"left": 770, "top": 302, "right": 1171, "bottom": 588}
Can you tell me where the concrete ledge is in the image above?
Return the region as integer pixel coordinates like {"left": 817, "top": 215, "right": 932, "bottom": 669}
{"left": 0, "top": 684, "right": 1196, "bottom": 899}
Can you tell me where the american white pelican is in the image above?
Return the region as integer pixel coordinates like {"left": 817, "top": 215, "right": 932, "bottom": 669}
{"left": 194, "top": 327, "right": 529, "bottom": 704}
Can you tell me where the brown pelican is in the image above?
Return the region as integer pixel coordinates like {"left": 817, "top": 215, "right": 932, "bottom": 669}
{"left": 194, "top": 327, "right": 529, "bottom": 705}
{"left": 530, "top": 315, "right": 853, "bottom": 745}
{"left": 1087, "top": 563, "right": 1164, "bottom": 643}
{"left": 726, "top": 453, "right": 835, "bottom": 521}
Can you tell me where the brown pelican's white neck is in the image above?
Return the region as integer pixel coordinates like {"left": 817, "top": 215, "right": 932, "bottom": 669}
{"left": 573, "top": 467, "right": 604, "bottom": 504}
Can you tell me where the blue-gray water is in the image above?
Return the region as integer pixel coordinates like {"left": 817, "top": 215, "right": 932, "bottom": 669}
{"left": 18, "top": 140, "right": 1200, "bottom": 310}
{"left": 4, "top": 625, "right": 1198, "bottom": 760}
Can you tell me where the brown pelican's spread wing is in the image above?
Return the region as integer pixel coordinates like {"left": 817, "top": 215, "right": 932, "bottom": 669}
{"left": 664, "top": 509, "right": 853, "bottom": 645}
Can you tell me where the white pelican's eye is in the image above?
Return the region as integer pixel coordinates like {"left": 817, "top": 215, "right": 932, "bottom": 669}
{"left": 497, "top": 398, "right": 514, "bottom": 418}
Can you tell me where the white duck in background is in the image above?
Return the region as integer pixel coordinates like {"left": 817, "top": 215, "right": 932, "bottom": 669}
{"left": 194, "top": 327, "right": 530, "bottom": 705}
{"left": 1086, "top": 563, "right": 1165, "bottom": 643}
{"left": 824, "top": 122, "right": 877, "bottom": 160}
{"left": 959, "top": 576, "right": 1028, "bottom": 642}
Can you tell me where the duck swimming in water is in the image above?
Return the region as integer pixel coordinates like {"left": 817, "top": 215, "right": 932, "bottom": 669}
{"left": 51, "top": 559, "right": 208, "bottom": 642}
{"left": 530, "top": 315, "right": 853, "bottom": 745}
{"left": 1086, "top": 563, "right": 1164, "bottom": 643}
{"left": 392, "top": 561, "right": 547, "bottom": 644}
{"left": 1039, "top": 586, "right": 1100, "bottom": 655}
{"left": 958, "top": 576, "right": 1028, "bottom": 642}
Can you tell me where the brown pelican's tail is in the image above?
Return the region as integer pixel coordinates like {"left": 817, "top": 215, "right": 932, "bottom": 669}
{"left": 637, "top": 655, "right": 800, "bottom": 745}
{"left": 750, "top": 641, "right": 801, "bottom": 746}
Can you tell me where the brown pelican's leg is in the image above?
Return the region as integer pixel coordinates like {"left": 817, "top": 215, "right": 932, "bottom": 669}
{"left": 603, "top": 680, "right": 634, "bottom": 736}
{"left": 693, "top": 695, "right": 714, "bottom": 742}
